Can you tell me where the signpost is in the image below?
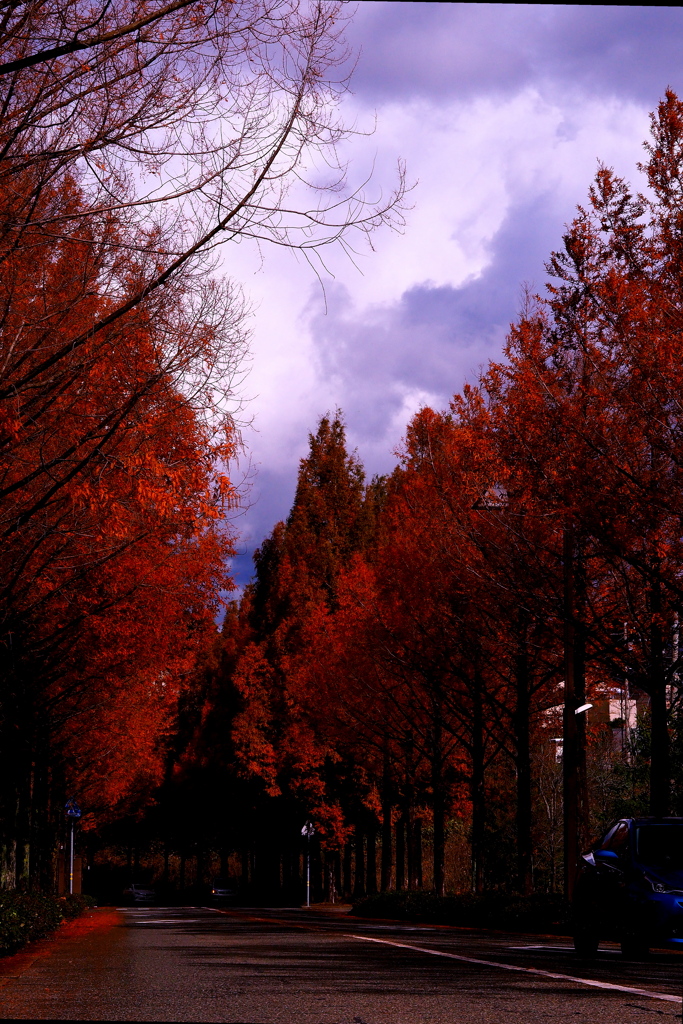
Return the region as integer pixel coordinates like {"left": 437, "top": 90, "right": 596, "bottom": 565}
{"left": 301, "top": 821, "right": 315, "bottom": 907}
{"left": 65, "top": 799, "right": 81, "bottom": 895}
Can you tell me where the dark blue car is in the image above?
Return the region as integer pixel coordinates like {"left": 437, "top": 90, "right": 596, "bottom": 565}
{"left": 573, "top": 817, "right": 683, "bottom": 958}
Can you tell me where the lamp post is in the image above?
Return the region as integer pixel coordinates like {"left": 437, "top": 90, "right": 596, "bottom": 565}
{"left": 64, "top": 798, "right": 81, "bottom": 894}
{"left": 301, "top": 821, "right": 315, "bottom": 907}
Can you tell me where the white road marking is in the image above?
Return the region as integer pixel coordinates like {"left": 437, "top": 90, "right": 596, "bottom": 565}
{"left": 507, "top": 944, "right": 620, "bottom": 955}
{"left": 508, "top": 945, "right": 573, "bottom": 950}
{"left": 133, "top": 919, "right": 206, "bottom": 924}
{"left": 351, "top": 934, "right": 682, "bottom": 1004}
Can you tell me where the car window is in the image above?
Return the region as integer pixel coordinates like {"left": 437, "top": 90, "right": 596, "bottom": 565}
{"left": 636, "top": 824, "right": 683, "bottom": 868}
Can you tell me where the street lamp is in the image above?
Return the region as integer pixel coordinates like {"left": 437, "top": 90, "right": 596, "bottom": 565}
{"left": 301, "top": 821, "right": 315, "bottom": 907}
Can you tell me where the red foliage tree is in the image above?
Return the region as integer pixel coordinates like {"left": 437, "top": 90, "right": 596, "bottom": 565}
{"left": 483, "top": 91, "right": 683, "bottom": 819}
{"left": 0, "top": 172, "right": 237, "bottom": 889}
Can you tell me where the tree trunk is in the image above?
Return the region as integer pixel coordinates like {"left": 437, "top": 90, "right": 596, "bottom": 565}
{"left": 413, "top": 817, "right": 423, "bottom": 889}
{"left": 16, "top": 759, "right": 32, "bottom": 891}
{"left": 1, "top": 837, "right": 16, "bottom": 891}
{"left": 353, "top": 825, "right": 365, "bottom": 898}
{"left": 0, "top": 676, "right": 28, "bottom": 890}
{"left": 650, "top": 575, "right": 670, "bottom": 815}
{"left": 334, "top": 850, "right": 342, "bottom": 901}
{"left": 311, "top": 837, "right": 323, "bottom": 902}
{"left": 241, "top": 846, "right": 249, "bottom": 890}
{"left": 575, "top": 551, "right": 589, "bottom": 854}
{"left": 325, "top": 853, "right": 336, "bottom": 903}
{"left": 471, "top": 678, "right": 485, "bottom": 894}
{"left": 407, "top": 802, "right": 416, "bottom": 889}
{"left": 432, "top": 786, "right": 445, "bottom": 897}
{"left": 381, "top": 745, "right": 393, "bottom": 892}
{"left": 514, "top": 629, "right": 533, "bottom": 895}
{"left": 343, "top": 842, "right": 352, "bottom": 897}
{"left": 431, "top": 694, "right": 446, "bottom": 897}
{"left": 395, "top": 815, "right": 405, "bottom": 891}
{"left": 366, "top": 828, "right": 377, "bottom": 894}
{"left": 562, "top": 527, "right": 589, "bottom": 899}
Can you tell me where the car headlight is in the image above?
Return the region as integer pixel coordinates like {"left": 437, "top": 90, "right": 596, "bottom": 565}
{"left": 646, "top": 875, "right": 672, "bottom": 893}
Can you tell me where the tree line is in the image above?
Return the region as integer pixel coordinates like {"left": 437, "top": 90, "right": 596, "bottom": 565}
{"left": 159, "top": 92, "right": 683, "bottom": 903}
{"left": 0, "top": 0, "right": 402, "bottom": 893}
{"left": 5, "top": 3, "right": 683, "bottom": 904}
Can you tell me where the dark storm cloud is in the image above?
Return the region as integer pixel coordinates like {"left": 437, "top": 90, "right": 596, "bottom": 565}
{"left": 346, "top": 4, "right": 683, "bottom": 105}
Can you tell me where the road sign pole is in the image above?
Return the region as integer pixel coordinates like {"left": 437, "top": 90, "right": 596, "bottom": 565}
{"left": 64, "top": 798, "right": 81, "bottom": 895}
{"left": 301, "top": 821, "right": 315, "bottom": 908}
{"left": 306, "top": 838, "right": 310, "bottom": 907}
{"left": 69, "top": 819, "right": 74, "bottom": 895}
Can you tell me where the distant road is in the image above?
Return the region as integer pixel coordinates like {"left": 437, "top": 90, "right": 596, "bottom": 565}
{"left": 0, "top": 904, "right": 681, "bottom": 1022}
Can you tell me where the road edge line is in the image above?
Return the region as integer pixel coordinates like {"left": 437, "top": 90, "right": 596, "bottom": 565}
{"left": 350, "top": 934, "right": 682, "bottom": 1004}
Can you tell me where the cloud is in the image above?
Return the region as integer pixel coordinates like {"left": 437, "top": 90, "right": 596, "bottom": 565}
{"left": 225, "top": 6, "right": 678, "bottom": 589}
{"left": 299, "top": 90, "right": 649, "bottom": 453}
{"left": 314, "top": 89, "right": 648, "bottom": 310}
{"left": 345, "top": 4, "right": 683, "bottom": 107}
{"left": 301, "top": 186, "right": 563, "bottom": 485}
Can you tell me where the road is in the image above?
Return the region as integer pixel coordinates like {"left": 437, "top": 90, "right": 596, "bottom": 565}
{"left": 1, "top": 904, "right": 682, "bottom": 1022}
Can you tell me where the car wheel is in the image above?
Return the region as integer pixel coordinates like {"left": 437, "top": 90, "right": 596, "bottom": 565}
{"left": 573, "top": 931, "right": 599, "bottom": 958}
{"left": 620, "top": 936, "right": 649, "bottom": 960}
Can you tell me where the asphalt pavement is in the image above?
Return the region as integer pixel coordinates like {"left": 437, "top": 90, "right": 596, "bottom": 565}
{"left": 1, "top": 903, "right": 682, "bottom": 1022}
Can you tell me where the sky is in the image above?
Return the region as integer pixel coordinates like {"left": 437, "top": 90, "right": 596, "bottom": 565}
{"left": 225, "top": 3, "right": 683, "bottom": 591}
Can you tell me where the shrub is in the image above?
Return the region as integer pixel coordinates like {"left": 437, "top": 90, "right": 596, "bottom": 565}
{"left": 0, "top": 893, "right": 63, "bottom": 954}
{"left": 58, "top": 894, "right": 96, "bottom": 919}
{"left": 0, "top": 891, "right": 95, "bottom": 954}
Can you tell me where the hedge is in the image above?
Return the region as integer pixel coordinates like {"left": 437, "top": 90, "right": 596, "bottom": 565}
{"left": 0, "top": 892, "right": 95, "bottom": 955}
{"left": 352, "top": 891, "right": 572, "bottom": 934}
